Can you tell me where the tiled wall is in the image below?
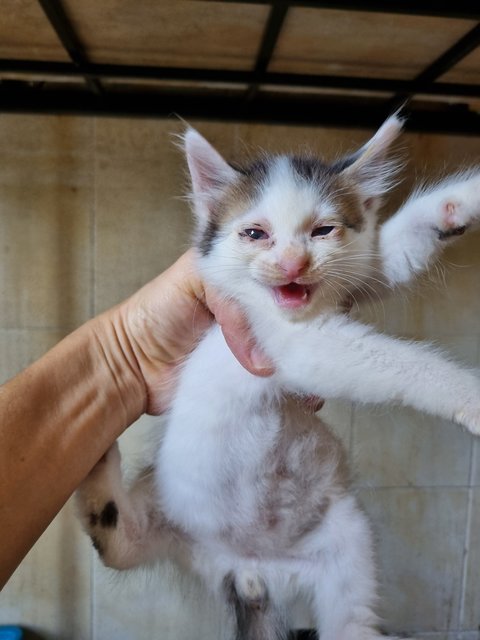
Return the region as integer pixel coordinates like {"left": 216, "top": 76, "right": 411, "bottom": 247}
{"left": 0, "top": 114, "right": 479, "bottom": 639}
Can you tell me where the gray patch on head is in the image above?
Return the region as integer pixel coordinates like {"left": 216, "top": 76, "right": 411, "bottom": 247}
{"left": 290, "top": 155, "right": 332, "bottom": 184}
{"left": 242, "top": 158, "right": 270, "bottom": 182}
{"left": 198, "top": 218, "right": 220, "bottom": 256}
{"left": 238, "top": 157, "right": 273, "bottom": 199}
{"left": 289, "top": 155, "right": 365, "bottom": 231}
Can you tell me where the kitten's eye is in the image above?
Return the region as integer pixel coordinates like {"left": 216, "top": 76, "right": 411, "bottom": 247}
{"left": 243, "top": 228, "right": 269, "bottom": 240}
{"left": 311, "top": 226, "right": 335, "bottom": 238}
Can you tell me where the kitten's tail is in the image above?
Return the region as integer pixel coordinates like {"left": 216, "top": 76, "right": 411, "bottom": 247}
{"left": 223, "top": 571, "right": 289, "bottom": 640}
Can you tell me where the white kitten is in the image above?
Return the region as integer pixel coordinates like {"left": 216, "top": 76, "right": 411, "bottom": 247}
{"left": 77, "top": 117, "right": 480, "bottom": 640}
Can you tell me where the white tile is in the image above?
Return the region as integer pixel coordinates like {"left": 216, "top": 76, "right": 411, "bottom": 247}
{"left": 461, "top": 488, "right": 480, "bottom": 631}
{"left": 320, "top": 399, "right": 353, "bottom": 454}
{"left": 359, "top": 488, "right": 469, "bottom": 634}
{"left": 0, "top": 499, "right": 92, "bottom": 638}
{"left": 235, "top": 122, "right": 369, "bottom": 160}
{"left": 352, "top": 406, "right": 473, "bottom": 488}
{"left": 0, "top": 115, "right": 93, "bottom": 329}
{"left": 469, "top": 338, "right": 480, "bottom": 488}
{"left": 0, "top": 329, "right": 67, "bottom": 383}
{"left": 93, "top": 118, "right": 236, "bottom": 313}
{"left": 93, "top": 561, "right": 231, "bottom": 640}
{"left": 472, "top": 444, "right": 480, "bottom": 487}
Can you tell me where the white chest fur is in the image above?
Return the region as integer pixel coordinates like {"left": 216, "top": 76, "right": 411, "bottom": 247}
{"left": 157, "top": 325, "right": 281, "bottom": 537}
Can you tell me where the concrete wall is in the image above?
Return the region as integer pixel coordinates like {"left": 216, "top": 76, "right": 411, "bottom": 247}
{"left": 0, "top": 114, "right": 479, "bottom": 639}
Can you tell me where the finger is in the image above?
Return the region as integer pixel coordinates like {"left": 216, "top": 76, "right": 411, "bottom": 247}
{"left": 205, "top": 289, "right": 275, "bottom": 377}
{"left": 222, "top": 327, "right": 275, "bottom": 378}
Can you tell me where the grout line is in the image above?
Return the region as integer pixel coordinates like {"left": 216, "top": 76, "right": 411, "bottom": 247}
{"left": 458, "top": 484, "right": 474, "bottom": 631}
{"left": 404, "top": 630, "right": 480, "bottom": 637}
{"left": 353, "top": 485, "right": 475, "bottom": 491}
{"left": 455, "top": 441, "right": 474, "bottom": 630}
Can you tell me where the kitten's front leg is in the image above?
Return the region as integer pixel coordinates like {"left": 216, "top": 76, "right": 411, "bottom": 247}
{"left": 270, "top": 315, "right": 480, "bottom": 435}
{"left": 379, "top": 170, "right": 480, "bottom": 286}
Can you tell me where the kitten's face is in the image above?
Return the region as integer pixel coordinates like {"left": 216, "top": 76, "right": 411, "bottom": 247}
{"left": 185, "top": 115, "right": 402, "bottom": 319}
{"left": 202, "top": 156, "right": 376, "bottom": 318}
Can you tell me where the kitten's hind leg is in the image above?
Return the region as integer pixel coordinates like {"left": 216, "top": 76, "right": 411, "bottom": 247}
{"left": 308, "top": 496, "right": 416, "bottom": 640}
{"left": 223, "top": 571, "right": 288, "bottom": 640}
{"left": 307, "top": 496, "right": 384, "bottom": 640}
{"left": 76, "top": 442, "right": 189, "bottom": 570}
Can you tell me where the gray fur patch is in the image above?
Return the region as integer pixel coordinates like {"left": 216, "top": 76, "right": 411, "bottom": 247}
{"left": 100, "top": 501, "right": 118, "bottom": 528}
{"left": 223, "top": 572, "right": 288, "bottom": 640}
{"left": 437, "top": 225, "right": 467, "bottom": 240}
{"left": 199, "top": 218, "right": 220, "bottom": 256}
{"left": 290, "top": 155, "right": 331, "bottom": 183}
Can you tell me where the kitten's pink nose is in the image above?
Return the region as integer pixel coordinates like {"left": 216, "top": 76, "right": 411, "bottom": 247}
{"left": 278, "top": 254, "right": 310, "bottom": 280}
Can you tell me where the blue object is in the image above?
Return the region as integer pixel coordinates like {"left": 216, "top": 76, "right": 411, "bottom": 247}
{"left": 0, "top": 627, "right": 23, "bottom": 640}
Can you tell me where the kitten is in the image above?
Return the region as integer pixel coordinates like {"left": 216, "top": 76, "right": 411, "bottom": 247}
{"left": 77, "top": 116, "right": 480, "bottom": 640}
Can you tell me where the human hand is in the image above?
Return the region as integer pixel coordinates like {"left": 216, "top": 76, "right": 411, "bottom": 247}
{"left": 110, "top": 249, "right": 274, "bottom": 415}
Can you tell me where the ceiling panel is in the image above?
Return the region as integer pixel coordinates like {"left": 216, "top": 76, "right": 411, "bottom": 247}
{"left": 0, "top": 1, "right": 478, "bottom": 134}
{"left": 269, "top": 8, "right": 477, "bottom": 80}
{"left": 61, "top": 0, "right": 269, "bottom": 70}
{"left": 440, "top": 48, "right": 480, "bottom": 83}
{"left": 0, "top": 0, "right": 69, "bottom": 61}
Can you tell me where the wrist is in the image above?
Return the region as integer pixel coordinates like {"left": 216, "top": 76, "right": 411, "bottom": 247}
{"left": 89, "top": 307, "right": 148, "bottom": 427}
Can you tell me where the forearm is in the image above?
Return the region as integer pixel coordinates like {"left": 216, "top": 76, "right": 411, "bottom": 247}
{"left": 0, "top": 308, "right": 145, "bottom": 589}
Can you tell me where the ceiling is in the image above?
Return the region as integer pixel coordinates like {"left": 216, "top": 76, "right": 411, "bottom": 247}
{"left": 0, "top": 0, "right": 479, "bottom": 134}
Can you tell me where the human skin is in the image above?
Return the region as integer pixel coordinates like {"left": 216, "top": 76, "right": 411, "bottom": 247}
{"left": 0, "top": 250, "right": 273, "bottom": 589}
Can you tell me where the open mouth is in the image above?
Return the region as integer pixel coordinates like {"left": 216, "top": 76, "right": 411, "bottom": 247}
{"left": 272, "top": 282, "right": 314, "bottom": 309}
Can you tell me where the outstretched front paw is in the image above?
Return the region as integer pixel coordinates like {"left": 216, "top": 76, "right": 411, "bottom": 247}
{"left": 435, "top": 172, "right": 480, "bottom": 240}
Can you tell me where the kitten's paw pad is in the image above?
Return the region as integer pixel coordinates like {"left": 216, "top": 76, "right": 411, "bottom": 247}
{"left": 89, "top": 500, "right": 119, "bottom": 530}
{"left": 436, "top": 200, "right": 469, "bottom": 240}
{"left": 436, "top": 172, "right": 480, "bottom": 235}
{"left": 81, "top": 499, "right": 120, "bottom": 561}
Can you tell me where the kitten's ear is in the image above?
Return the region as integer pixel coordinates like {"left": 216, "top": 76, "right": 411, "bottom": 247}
{"left": 184, "top": 128, "right": 238, "bottom": 222}
{"left": 336, "top": 113, "right": 404, "bottom": 210}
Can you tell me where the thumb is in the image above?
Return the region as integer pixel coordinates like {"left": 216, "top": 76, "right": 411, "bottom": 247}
{"left": 205, "top": 289, "right": 275, "bottom": 377}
